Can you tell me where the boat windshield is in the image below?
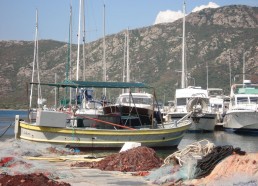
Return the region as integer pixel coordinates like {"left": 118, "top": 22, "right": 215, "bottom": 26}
{"left": 237, "top": 97, "right": 249, "bottom": 104}
{"left": 88, "top": 101, "right": 102, "bottom": 109}
{"left": 208, "top": 89, "right": 223, "bottom": 97}
{"left": 250, "top": 97, "right": 258, "bottom": 104}
{"left": 177, "top": 98, "right": 187, "bottom": 106}
{"left": 117, "top": 96, "right": 152, "bottom": 105}
{"left": 211, "top": 104, "right": 222, "bottom": 108}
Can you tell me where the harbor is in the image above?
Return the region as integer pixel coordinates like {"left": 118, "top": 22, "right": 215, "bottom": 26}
{"left": 0, "top": 0, "right": 257, "bottom": 185}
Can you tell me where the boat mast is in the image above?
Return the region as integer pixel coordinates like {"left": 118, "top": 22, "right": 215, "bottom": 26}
{"left": 76, "top": 0, "right": 82, "bottom": 81}
{"left": 69, "top": 3, "right": 73, "bottom": 105}
{"left": 126, "top": 28, "right": 130, "bottom": 84}
{"left": 126, "top": 28, "right": 130, "bottom": 93}
{"left": 36, "top": 15, "right": 42, "bottom": 108}
{"left": 65, "top": 3, "right": 72, "bottom": 106}
{"left": 82, "top": 0, "right": 86, "bottom": 81}
{"left": 243, "top": 51, "right": 248, "bottom": 83}
{"left": 55, "top": 73, "right": 57, "bottom": 108}
{"left": 103, "top": 3, "right": 107, "bottom": 97}
{"left": 29, "top": 9, "right": 42, "bottom": 109}
{"left": 29, "top": 10, "right": 37, "bottom": 109}
{"left": 122, "top": 30, "right": 127, "bottom": 94}
{"left": 181, "top": 0, "right": 186, "bottom": 88}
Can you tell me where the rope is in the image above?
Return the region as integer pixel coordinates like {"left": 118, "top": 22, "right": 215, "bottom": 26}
{"left": 63, "top": 110, "right": 136, "bottom": 130}
{"left": 0, "top": 122, "right": 15, "bottom": 138}
{"left": 163, "top": 139, "right": 215, "bottom": 166}
{"left": 194, "top": 145, "right": 246, "bottom": 179}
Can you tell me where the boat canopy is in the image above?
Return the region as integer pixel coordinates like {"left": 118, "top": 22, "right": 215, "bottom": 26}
{"left": 30, "top": 80, "right": 153, "bottom": 89}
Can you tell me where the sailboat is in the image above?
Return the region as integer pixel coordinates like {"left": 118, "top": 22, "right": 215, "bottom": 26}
{"left": 74, "top": 0, "right": 104, "bottom": 121}
{"left": 169, "top": 1, "right": 217, "bottom": 132}
{"left": 28, "top": 9, "right": 46, "bottom": 121}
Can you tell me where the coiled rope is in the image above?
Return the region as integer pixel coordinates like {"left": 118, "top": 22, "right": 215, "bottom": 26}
{"left": 194, "top": 145, "right": 246, "bottom": 179}
{"left": 163, "top": 139, "right": 215, "bottom": 166}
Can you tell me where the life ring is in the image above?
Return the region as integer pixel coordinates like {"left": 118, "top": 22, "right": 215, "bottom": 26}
{"left": 187, "top": 97, "right": 208, "bottom": 112}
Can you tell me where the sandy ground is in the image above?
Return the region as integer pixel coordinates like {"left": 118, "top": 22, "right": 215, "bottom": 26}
{"left": 29, "top": 160, "right": 154, "bottom": 186}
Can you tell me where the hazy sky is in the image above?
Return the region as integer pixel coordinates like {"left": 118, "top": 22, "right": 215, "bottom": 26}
{"left": 0, "top": 0, "right": 257, "bottom": 43}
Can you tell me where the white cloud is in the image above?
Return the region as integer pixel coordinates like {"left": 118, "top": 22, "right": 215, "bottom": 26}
{"left": 154, "top": 10, "right": 184, "bottom": 25}
{"left": 154, "top": 2, "right": 220, "bottom": 25}
{"left": 192, "top": 2, "right": 220, "bottom": 12}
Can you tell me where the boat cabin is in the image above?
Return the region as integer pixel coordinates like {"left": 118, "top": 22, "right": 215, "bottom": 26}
{"left": 174, "top": 86, "right": 209, "bottom": 113}
{"left": 229, "top": 80, "right": 258, "bottom": 110}
{"left": 115, "top": 92, "right": 153, "bottom": 110}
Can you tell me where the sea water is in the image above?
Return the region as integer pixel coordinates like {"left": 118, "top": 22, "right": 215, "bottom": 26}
{"left": 0, "top": 110, "right": 27, "bottom": 137}
{"left": 1, "top": 110, "right": 258, "bottom": 154}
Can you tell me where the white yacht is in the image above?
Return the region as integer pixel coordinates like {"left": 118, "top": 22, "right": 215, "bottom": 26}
{"left": 208, "top": 88, "right": 228, "bottom": 124}
{"left": 223, "top": 80, "right": 258, "bottom": 133}
{"left": 171, "top": 86, "right": 217, "bottom": 132}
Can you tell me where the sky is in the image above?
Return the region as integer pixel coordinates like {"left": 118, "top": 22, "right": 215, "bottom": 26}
{"left": 0, "top": 0, "right": 257, "bottom": 43}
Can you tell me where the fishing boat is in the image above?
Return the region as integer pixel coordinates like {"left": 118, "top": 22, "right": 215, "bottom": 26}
{"left": 103, "top": 92, "right": 163, "bottom": 127}
{"left": 14, "top": 81, "right": 191, "bottom": 149}
{"left": 223, "top": 80, "right": 258, "bottom": 133}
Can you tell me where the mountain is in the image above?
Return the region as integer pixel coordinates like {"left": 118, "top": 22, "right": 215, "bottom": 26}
{"left": 0, "top": 5, "right": 257, "bottom": 109}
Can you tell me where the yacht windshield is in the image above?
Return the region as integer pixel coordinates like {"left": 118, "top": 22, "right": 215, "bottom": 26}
{"left": 250, "top": 97, "right": 258, "bottom": 104}
{"left": 177, "top": 98, "right": 187, "bottom": 106}
{"left": 237, "top": 97, "right": 248, "bottom": 104}
{"left": 118, "top": 96, "right": 152, "bottom": 105}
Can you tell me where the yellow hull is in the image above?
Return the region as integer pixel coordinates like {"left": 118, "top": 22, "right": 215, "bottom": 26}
{"left": 16, "top": 120, "right": 191, "bottom": 149}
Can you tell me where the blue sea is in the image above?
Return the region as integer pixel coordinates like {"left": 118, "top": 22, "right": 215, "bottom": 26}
{"left": 1, "top": 110, "right": 258, "bottom": 153}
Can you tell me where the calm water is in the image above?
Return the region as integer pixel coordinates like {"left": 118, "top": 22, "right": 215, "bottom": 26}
{"left": 0, "top": 110, "right": 257, "bottom": 154}
{"left": 0, "top": 110, "right": 27, "bottom": 136}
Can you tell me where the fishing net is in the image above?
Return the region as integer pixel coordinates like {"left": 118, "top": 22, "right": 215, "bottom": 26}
{"left": 0, "top": 173, "right": 71, "bottom": 186}
{"left": 145, "top": 139, "right": 251, "bottom": 185}
{"left": 72, "top": 146, "right": 163, "bottom": 172}
{"left": 186, "top": 153, "right": 258, "bottom": 186}
{"left": 0, "top": 139, "right": 74, "bottom": 179}
{"left": 144, "top": 139, "right": 215, "bottom": 185}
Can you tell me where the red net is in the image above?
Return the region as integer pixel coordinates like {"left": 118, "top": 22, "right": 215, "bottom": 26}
{"left": 72, "top": 146, "right": 163, "bottom": 172}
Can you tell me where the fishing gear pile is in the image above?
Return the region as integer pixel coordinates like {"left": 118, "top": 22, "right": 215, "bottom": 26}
{"left": 194, "top": 145, "right": 246, "bottom": 179}
{"left": 0, "top": 173, "right": 71, "bottom": 186}
{"left": 72, "top": 146, "right": 163, "bottom": 172}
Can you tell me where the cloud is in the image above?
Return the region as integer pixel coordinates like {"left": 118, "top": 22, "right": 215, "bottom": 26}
{"left": 154, "top": 2, "right": 220, "bottom": 25}
{"left": 154, "top": 10, "right": 184, "bottom": 25}
{"left": 192, "top": 2, "right": 220, "bottom": 12}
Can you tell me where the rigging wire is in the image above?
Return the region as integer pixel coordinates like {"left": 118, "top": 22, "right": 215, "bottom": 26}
{"left": 0, "top": 122, "right": 15, "bottom": 138}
